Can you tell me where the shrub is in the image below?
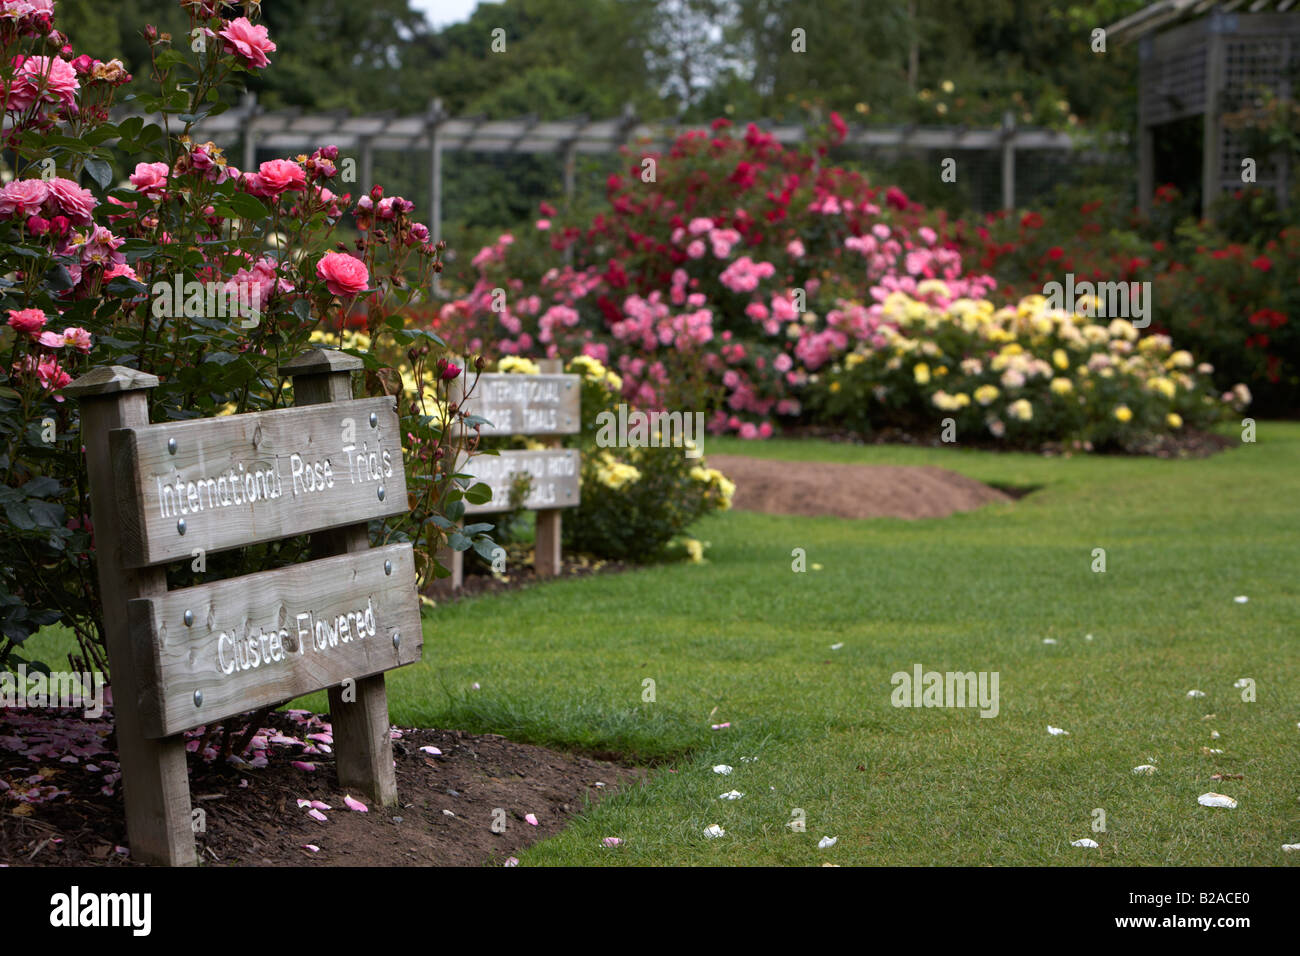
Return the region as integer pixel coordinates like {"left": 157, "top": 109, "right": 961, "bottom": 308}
{"left": 0, "top": 3, "right": 484, "bottom": 670}
{"left": 808, "top": 293, "right": 1246, "bottom": 451}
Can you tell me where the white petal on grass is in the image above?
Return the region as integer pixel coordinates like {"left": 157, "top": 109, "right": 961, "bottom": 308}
{"left": 712, "top": 764, "right": 733, "bottom": 775}
{"left": 1197, "top": 792, "right": 1238, "bottom": 809}
{"left": 1234, "top": 595, "right": 1248, "bottom": 604}
{"left": 830, "top": 642, "right": 844, "bottom": 650}
{"left": 718, "top": 790, "right": 744, "bottom": 800}
{"left": 1084, "top": 634, "right": 1094, "bottom": 641}
{"left": 1132, "top": 765, "right": 1157, "bottom": 775}
{"left": 1071, "top": 838, "right": 1099, "bottom": 848}
{"left": 1233, "top": 678, "right": 1252, "bottom": 689}
{"left": 703, "top": 824, "right": 725, "bottom": 838}
{"left": 1047, "top": 725, "right": 1070, "bottom": 736}
{"left": 1042, "top": 638, "right": 1058, "bottom": 645}
{"left": 817, "top": 836, "right": 838, "bottom": 849}
{"left": 1187, "top": 689, "right": 1206, "bottom": 698}
{"left": 1210, "top": 730, "right": 1221, "bottom": 739}
{"left": 1283, "top": 844, "right": 1300, "bottom": 852}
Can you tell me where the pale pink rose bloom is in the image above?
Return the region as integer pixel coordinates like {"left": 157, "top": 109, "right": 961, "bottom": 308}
{"left": 0, "top": 179, "right": 49, "bottom": 218}
{"left": 128, "top": 161, "right": 169, "bottom": 199}
{"left": 45, "top": 178, "right": 97, "bottom": 225}
{"left": 686, "top": 240, "right": 706, "bottom": 259}
{"left": 219, "top": 17, "right": 276, "bottom": 70}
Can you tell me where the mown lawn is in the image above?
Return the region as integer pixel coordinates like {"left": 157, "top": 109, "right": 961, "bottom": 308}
{"left": 365, "top": 421, "right": 1300, "bottom": 865}
{"left": 23, "top": 423, "right": 1300, "bottom": 865}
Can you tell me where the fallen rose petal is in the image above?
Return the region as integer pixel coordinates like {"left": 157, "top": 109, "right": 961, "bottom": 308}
{"left": 601, "top": 837, "right": 623, "bottom": 848}
{"left": 307, "top": 808, "right": 328, "bottom": 822}
{"left": 817, "top": 836, "right": 837, "bottom": 849}
{"left": 830, "top": 642, "right": 844, "bottom": 650}
{"left": 503, "top": 857, "right": 519, "bottom": 866}
{"left": 703, "top": 824, "right": 725, "bottom": 838}
{"left": 1186, "top": 689, "right": 1206, "bottom": 698}
{"left": 1283, "top": 844, "right": 1300, "bottom": 852}
{"left": 303, "top": 844, "right": 320, "bottom": 853}
{"left": 343, "top": 794, "right": 368, "bottom": 812}
{"left": 712, "top": 764, "right": 733, "bottom": 775}
{"left": 1071, "top": 838, "right": 1099, "bottom": 848}
{"left": 1132, "top": 765, "right": 1157, "bottom": 775}
{"left": 291, "top": 761, "right": 317, "bottom": 772}
{"left": 309, "top": 800, "right": 331, "bottom": 811}
{"left": 419, "top": 746, "right": 443, "bottom": 756}
{"left": 525, "top": 813, "right": 539, "bottom": 826}
{"left": 1198, "top": 792, "right": 1237, "bottom": 809}
{"left": 297, "top": 798, "right": 311, "bottom": 808}
{"left": 1042, "top": 638, "right": 1058, "bottom": 645}
{"left": 1234, "top": 595, "right": 1248, "bottom": 603}
{"left": 711, "top": 722, "right": 731, "bottom": 730}
{"left": 1047, "top": 725, "right": 1070, "bottom": 736}
{"left": 719, "top": 790, "right": 744, "bottom": 800}
{"left": 1233, "top": 678, "right": 1252, "bottom": 688}
{"left": 443, "top": 809, "right": 455, "bottom": 817}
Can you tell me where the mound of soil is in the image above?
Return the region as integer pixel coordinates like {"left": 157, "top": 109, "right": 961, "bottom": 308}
{"left": 0, "top": 708, "right": 639, "bottom": 867}
{"left": 705, "top": 453, "right": 1012, "bottom": 520}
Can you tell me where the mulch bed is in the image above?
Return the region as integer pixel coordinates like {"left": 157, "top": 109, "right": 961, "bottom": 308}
{"left": 427, "top": 554, "right": 635, "bottom": 604}
{"left": 706, "top": 453, "right": 1013, "bottom": 520}
{"left": 0, "top": 707, "right": 641, "bottom": 867}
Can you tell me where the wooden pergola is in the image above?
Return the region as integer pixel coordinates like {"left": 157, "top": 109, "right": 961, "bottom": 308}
{"left": 168, "top": 96, "right": 1112, "bottom": 245}
{"left": 1107, "top": 0, "right": 1300, "bottom": 217}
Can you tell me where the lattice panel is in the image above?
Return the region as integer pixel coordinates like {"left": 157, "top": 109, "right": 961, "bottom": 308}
{"left": 1142, "top": 39, "right": 1208, "bottom": 124}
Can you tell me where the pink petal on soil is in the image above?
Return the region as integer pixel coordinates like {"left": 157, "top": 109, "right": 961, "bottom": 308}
{"left": 310, "top": 800, "right": 332, "bottom": 811}
{"left": 343, "top": 795, "right": 368, "bottom": 812}
{"left": 307, "top": 808, "right": 328, "bottom": 822}
{"left": 525, "top": 813, "right": 539, "bottom": 826}
{"left": 419, "top": 746, "right": 442, "bottom": 756}
{"left": 291, "top": 761, "right": 317, "bottom": 772}
{"left": 303, "top": 844, "right": 320, "bottom": 853}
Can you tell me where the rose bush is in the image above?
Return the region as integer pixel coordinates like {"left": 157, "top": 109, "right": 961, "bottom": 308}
{"left": 809, "top": 292, "right": 1247, "bottom": 451}
{"left": 0, "top": 1, "right": 484, "bottom": 671}
{"left": 426, "top": 116, "right": 998, "bottom": 439}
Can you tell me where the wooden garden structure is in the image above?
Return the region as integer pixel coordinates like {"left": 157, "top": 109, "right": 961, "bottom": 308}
{"left": 1107, "top": 0, "right": 1300, "bottom": 217}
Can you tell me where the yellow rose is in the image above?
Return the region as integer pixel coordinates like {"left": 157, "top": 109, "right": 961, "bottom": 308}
{"left": 1049, "top": 377, "right": 1073, "bottom": 395}
{"left": 1114, "top": 405, "right": 1133, "bottom": 423}
{"left": 1008, "top": 398, "right": 1033, "bottom": 421}
{"left": 974, "top": 384, "right": 999, "bottom": 406}
{"left": 913, "top": 363, "right": 931, "bottom": 385}
{"left": 1052, "top": 349, "right": 1069, "bottom": 370}
{"left": 1166, "top": 412, "right": 1183, "bottom": 429}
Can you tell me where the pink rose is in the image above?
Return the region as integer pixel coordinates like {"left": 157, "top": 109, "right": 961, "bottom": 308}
{"left": 315, "top": 252, "right": 369, "bottom": 297}
{"left": 0, "top": 178, "right": 48, "bottom": 218}
{"left": 7, "top": 307, "right": 45, "bottom": 334}
{"left": 45, "top": 177, "right": 96, "bottom": 225}
{"left": 129, "top": 161, "right": 169, "bottom": 199}
{"left": 61, "top": 327, "right": 92, "bottom": 353}
{"left": 219, "top": 17, "right": 276, "bottom": 70}
{"left": 35, "top": 355, "right": 71, "bottom": 396}
{"left": 6, "top": 55, "right": 79, "bottom": 112}
{"left": 245, "top": 158, "right": 305, "bottom": 198}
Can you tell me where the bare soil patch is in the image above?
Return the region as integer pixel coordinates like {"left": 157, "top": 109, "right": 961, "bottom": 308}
{"left": 705, "top": 453, "right": 1013, "bottom": 520}
{"left": 1, "top": 707, "right": 640, "bottom": 867}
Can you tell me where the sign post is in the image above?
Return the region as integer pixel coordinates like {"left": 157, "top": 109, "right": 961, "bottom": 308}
{"left": 66, "top": 349, "right": 423, "bottom": 863}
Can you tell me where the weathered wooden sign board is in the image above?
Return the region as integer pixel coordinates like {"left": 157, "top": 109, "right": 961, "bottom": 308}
{"left": 110, "top": 396, "right": 407, "bottom": 567}
{"left": 432, "top": 363, "right": 582, "bottom": 592}
{"left": 66, "top": 350, "right": 422, "bottom": 866}
{"left": 451, "top": 372, "right": 579, "bottom": 436}
{"left": 460, "top": 448, "right": 580, "bottom": 515}
{"left": 128, "top": 542, "right": 422, "bottom": 737}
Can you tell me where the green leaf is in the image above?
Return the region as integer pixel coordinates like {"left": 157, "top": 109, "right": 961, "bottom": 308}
{"left": 447, "top": 531, "right": 472, "bottom": 551}
{"left": 84, "top": 158, "right": 113, "bottom": 190}
{"left": 224, "top": 192, "right": 271, "bottom": 221}
{"left": 463, "top": 482, "right": 493, "bottom": 505}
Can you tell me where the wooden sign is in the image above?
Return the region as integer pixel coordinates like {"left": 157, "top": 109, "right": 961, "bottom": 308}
{"left": 454, "top": 372, "right": 580, "bottom": 436}
{"left": 461, "top": 448, "right": 580, "bottom": 515}
{"left": 110, "top": 396, "right": 408, "bottom": 567}
{"left": 126, "top": 542, "right": 421, "bottom": 738}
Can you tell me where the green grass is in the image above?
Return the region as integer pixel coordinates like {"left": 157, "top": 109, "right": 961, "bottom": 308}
{"left": 21, "top": 423, "right": 1300, "bottom": 865}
